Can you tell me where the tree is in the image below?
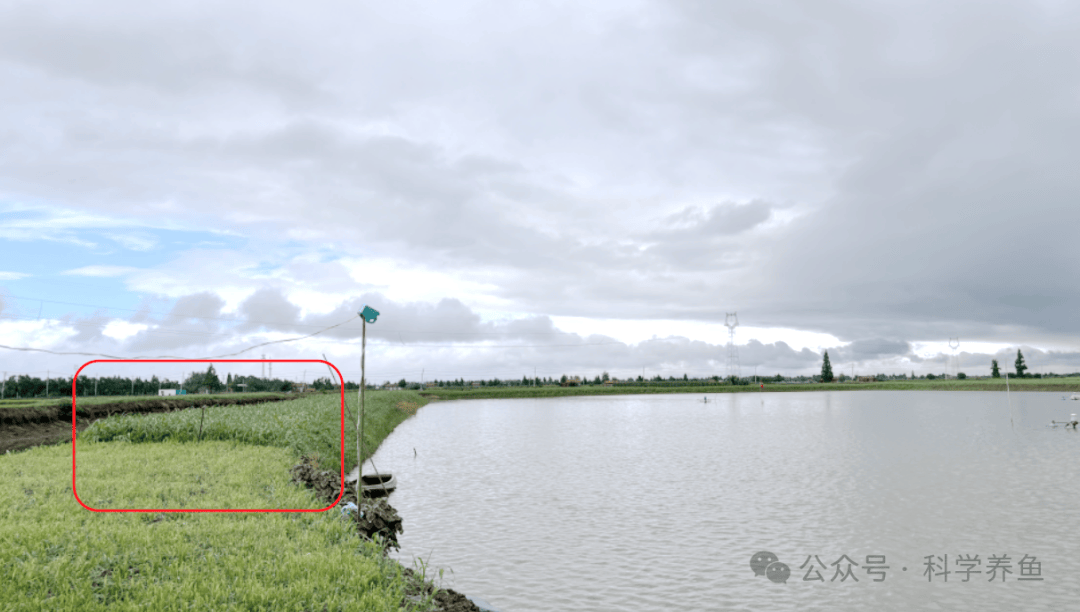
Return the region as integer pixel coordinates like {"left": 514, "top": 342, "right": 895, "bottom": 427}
{"left": 398, "top": 378, "right": 407, "bottom": 388}
{"left": 602, "top": 371, "right": 610, "bottom": 382}
{"left": 204, "top": 365, "right": 223, "bottom": 392}
{"left": 1014, "top": 350, "right": 1028, "bottom": 378}
{"left": 957, "top": 372, "right": 967, "bottom": 380}
{"left": 820, "top": 351, "right": 834, "bottom": 383}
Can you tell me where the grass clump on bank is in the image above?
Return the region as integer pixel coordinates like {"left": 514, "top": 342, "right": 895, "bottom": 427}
{"left": 1, "top": 442, "right": 411, "bottom": 611}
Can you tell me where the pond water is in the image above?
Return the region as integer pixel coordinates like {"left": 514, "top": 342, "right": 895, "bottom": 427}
{"left": 370, "top": 391, "right": 1080, "bottom": 611}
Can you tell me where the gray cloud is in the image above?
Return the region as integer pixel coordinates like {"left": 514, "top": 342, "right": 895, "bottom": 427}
{"left": 4, "top": 0, "right": 1080, "bottom": 375}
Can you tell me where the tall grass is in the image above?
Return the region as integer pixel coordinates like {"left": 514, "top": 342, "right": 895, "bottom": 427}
{"left": 80, "top": 390, "right": 428, "bottom": 473}
{"left": 1, "top": 442, "right": 410, "bottom": 611}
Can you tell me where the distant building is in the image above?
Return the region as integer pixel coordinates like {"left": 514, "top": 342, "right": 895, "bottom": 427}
{"left": 158, "top": 389, "right": 177, "bottom": 396}
{"left": 856, "top": 376, "right": 876, "bottom": 383}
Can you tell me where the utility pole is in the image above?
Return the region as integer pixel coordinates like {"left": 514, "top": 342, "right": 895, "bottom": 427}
{"left": 358, "top": 305, "right": 380, "bottom": 478}
{"left": 2, "top": 371, "right": 5, "bottom": 399}
{"left": 262, "top": 355, "right": 265, "bottom": 378}
{"left": 131, "top": 377, "right": 134, "bottom": 396}
{"left": 46, "top": 369, "right": 49, "bottom": 398}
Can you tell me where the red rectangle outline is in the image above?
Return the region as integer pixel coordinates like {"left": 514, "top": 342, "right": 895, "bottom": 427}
{"left": 72, "top": 359, "right": 346, "bottom": 513}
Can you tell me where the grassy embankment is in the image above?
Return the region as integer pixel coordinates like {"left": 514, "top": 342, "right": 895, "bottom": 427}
{"left": 420, "top": 376, "right": 1080, "bottom": 400}
{"left": 0, "top": 390, "right": 430, "bottom": 611}
{"left": 0, "top": 392, "right": 289, "bottom": 414}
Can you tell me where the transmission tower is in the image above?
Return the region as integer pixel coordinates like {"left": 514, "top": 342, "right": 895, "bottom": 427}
{"left": 949, "top": 338, "right": 959, "bottom": 379}
{"left": 725, "top": 312, "right": 741, "bottom": 380}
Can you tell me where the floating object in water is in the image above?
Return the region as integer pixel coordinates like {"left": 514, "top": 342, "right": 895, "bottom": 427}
{"left": 346, "top": 467, "right": 397, "bottom": 496}
{"left": 1049, "top": 413, "right": 1078, "bottom": 429}
{"left": 361, "top": 473, "right": 396, "bottom": 497}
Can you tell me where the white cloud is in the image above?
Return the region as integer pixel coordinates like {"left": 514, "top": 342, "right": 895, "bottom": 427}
{"left": 101, "top": 320, "right": 147, "bottom": 341}
{"left": 0, "top": 271, "right": 29, "bottom": 280}
{"left": 61, "top": 265, "right": 139, "bottom": 277}
{"left": 105, "top": 232, "right": 158, "bottom": 251}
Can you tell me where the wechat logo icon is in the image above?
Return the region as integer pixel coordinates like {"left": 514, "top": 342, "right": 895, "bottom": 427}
{"left": 750, "top": 551, "right": 790, "bottom": 584}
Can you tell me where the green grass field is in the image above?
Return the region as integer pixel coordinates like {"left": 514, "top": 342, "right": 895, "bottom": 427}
{"left": 1, "top": 390, "right": 431, "bottom": 611}
{"left": 79, "top": 391, "right": 420, "bottom": 474}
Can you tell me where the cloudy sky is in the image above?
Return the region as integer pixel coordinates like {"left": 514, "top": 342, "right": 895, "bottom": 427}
{"left": 2, "top": 0, "right": 1080, "bottom": 386}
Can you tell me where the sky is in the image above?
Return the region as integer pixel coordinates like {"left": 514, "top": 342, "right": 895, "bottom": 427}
{"left": 2, "top": 0, "right": 1080, "bottom": 386}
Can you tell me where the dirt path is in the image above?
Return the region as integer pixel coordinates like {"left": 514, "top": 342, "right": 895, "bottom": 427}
{"left": 0, "top": 395, "right": 292, "bottom": 454}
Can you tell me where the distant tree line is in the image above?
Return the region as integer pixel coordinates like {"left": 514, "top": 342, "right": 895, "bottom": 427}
{"left": 0, "top": 364, "right": 363, "bottom": 399}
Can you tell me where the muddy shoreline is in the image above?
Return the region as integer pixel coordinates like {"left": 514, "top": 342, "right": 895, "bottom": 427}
{"left": 0, "top": 395, "right": 292, "bottom": 454}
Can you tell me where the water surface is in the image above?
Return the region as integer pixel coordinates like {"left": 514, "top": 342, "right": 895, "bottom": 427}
{"left": 370, "top": 391, "right": 1079, "bottom": 610}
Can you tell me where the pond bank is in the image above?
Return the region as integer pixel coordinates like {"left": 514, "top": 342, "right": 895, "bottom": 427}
{"left": 290, "top": 458, "right": 493, "bottom": 612}
{"left": 1, "top": 391, "right": 483, "bottom": 611}
{"left": 0, "top": 394, "right": 292, "bottom": 454}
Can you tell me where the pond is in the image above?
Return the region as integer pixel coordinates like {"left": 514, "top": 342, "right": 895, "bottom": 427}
{"left": 370, "top": 391, "right": 1079, "bottom": 611}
